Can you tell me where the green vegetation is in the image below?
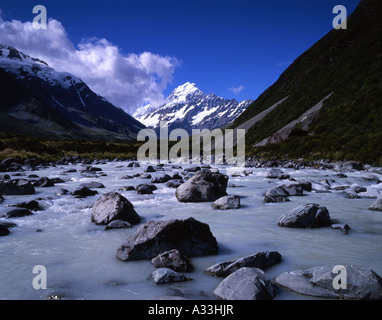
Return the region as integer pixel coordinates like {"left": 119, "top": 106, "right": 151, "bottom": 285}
{"left": 0, "top": 133, "right": 143, "bottom": 162}
{"left": 234, "top": 0, "right": 382, "bottom": 166}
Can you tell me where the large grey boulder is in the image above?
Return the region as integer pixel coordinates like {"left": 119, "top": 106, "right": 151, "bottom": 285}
{"left": 214, "top": 267, "right": 277, "bottom": 300}
{"left": 116, "top": 217, "right": 218, "bottom": 261}
{"left": 205, "top": 251, "right": 282, "bottom": 277}
{"left": 212, "top": 195, "right": 240, "bottom": 210}
{"left": 275, "top": 265, "right": 382, "bottom": 299}
{"left": 368, "top": 194, "right": 382, "bottom": 211}
{"left": 175, "top": 171, "right": 228, "bottom": 203}
{"left": 0, "top": 179, "right": 35, "bottom": 195}
{"left": 278, "top": 203, "right": 331, "bottom": 228}
{"left": 266, "top": 168, "right": 284, "bottom": 179}
{"left": 91, "top": 191, "right": 141, "bottom": 225}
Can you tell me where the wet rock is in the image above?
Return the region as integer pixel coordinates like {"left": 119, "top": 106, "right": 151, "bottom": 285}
{"left": 368, "top": 194, "right": 382, "bottom": 211}
{"left": 152, "top": 268, "right": 190, "bottom": 284}
{"left": 136, "top": 184, "right": 157, "bottom": 195}
{"left": 166, "top": 180, "right": 184, "bottom": 189}
{"left": 175, "top": 171, "right": 229, "bottom": 203}
{"left": 121, "top": 175, "right": 134, "bottom": 180}
{"left": 118, "top": 186, "right": 136, "bottom": 191}
{"left": 145, "top": 165, "right": 156, "bottom": 173}
{"left": 56, "top": 188, "right": 69, "bottom": 196}
{"left": 33, "top": 177, "right": 54, "bottom": 188}
{"left": 9, "top": 200, "right": 40, "bottom": 211}
{"left": 183, "top": 166, "right": 201, "bottom": 173}
{"left": 278, "top": 173, "right": 290, "bottom": 180}
{"left": 264, "top": 185, "right": 292, "bottom": 203}
{"left": 212, "top": 195, "right": 240, "bottom": 210}
{"left": 0, "top": 224, "right": 10, "bottom": 236}
{"left": 362, "top": 174, "right": 381, "bottom": 183}
{"left": 105, "top": 220, "right": 132, "bottom": 230}
{"left": 116, "top": 217, "right": 218, "bottom": 261}
{"left": 331, "top": 224, "right": 351, "bottom": 234}
{"left": 5, "top": 208, "right": 33, "bottom": 218}
{"left": 71, "top": 187, "right": 98, "bottom": 198}
{"left": 205, "top": 251, "right": 282, "bottom": 277}
{"left": 151, "top": 249, "right": 193, "bottom": 272}
{"left": 275, "top": 265, "right": 382, "bottom": 299}
{"left": 266, "top": 168, "right": 284, "bottom": 179}
{"left": 278, "top": 203, "right": 331, "bottom": 228}
{"left": 0, "top": 179, "right": 35, "bottom": 195}
{"left": 127, "top": 161, "right": 140, "bottom": 168}
{"left": 342, "top": 161, "right": 364, "bottom": 171}
{"left": 214, "top": 267, "right": 277, "bottom": 300}
{"left": 92, "top": 191, "right": 141, "bottom": 225}
{"left": 151, "top": 174, "right": 172, "bottom": 183}
{"left": 139, "top": 173, "right": 152, "bottom": 179}
{"left": 80, "top": 181, "right": 105, "bottom": 189}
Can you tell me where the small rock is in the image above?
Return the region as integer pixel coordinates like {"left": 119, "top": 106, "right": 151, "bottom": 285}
{"left": 151, "top": 249, "right": 193, "bottom": 272}
{"left": 145, "top": 166, "right": 156, "bottom": 173}
{"left": 80, "top": 181, "right": 105, "bottom": 189}
{"left": 0, "top": 224, "right": 10, "bottom": 236}
{"left": 0, "top": 179, "right": 35, "bottom": 195}
{"left": 266, "top": 168, "right": 284, "bottom": 179}
{"left": 331, "top": 224, "right": 351, "bottom": 234}
{"left": 152, "top": 268, "right": 190, "bottom": 284}
{"left": 33, "top": 177, "right": 54, "bottom": 188}
{"left": 5, "top": 208, "right": 33, "bottom": 218}
{"left": 9, "top": 200, "right": 40, "bottom": 211}
{"left": 105, "top": 220, "right": 132, "bottom": 230}
{"left": 212, "top": 195, "right": 240, "bottom": 210}
{"left": 136, "top": 184, "right": 157, "bottom": 195}
{"left": 71, "top": 187, "right": 98, "bottom": 198}
{"left": 368, "top": 194, "right": 382, "bottom": 211}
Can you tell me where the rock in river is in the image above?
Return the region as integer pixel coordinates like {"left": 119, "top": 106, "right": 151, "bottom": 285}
{"left": 175, "top": 171, "right": 229, "bottom": 203}
{"left": 152, "top": 268, "right": 190, "bottom": 284}
{"left": 116, "top": 217, "right": 218, "bottom": 261}
{"left": 92, "top": 191, "right": 141, "bottom": 225}
{"left": 212, "top": 195, "right": 240, "bottom": 210}
{"left": 151, "top": 249, "right": 193, "bottom": 272}
{"left": 205, "top": 251, "right": 282, "bottom": 277}
{"left": 368, "top": 194, "right": 382, "bottom": 211}
{"left": 214, "top": 267, "right": 277, "bottom": 300}
{"left": 278, "top": 203, "right": 331, "bottom": 228}
{"left": 275, "top": 265, "right": 382, "bottom": 299}
{"left": 0, "top": 179, "right": 35, "bottom": 195}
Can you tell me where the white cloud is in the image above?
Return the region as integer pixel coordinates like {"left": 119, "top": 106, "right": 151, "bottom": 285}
{"left": 0, "top": 17, "right": 180, "bottom": 116}
{"left": 229, "top": 85, "right": 245, "bottom": 95}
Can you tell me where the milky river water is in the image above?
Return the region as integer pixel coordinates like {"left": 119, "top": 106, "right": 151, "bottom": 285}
{"left": 0, "top": 162, "right": 381, "bottom": 300}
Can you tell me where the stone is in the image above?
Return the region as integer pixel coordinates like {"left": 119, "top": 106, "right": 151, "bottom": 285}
{"left": 116, "top": 217, "right": 218, "bottom": 261}
{"left": 152, "top": 268, "right": 190, "bottom": 284}
{"left": 212, "top": 195, "right": 240, "bottom": 210}
{"left": 151, "top": 249, "right": 193, "bottom": 272}
{"left": 331, "top": 224, "right": 351, "bottom": 234}
{"left": 214, "top": 267, "right": 277, "bottom": 300}
{"left": 105, "top": 220, "right": 132, "bottom": 230}
{"left": 10, "top": 200, "right": 40, "bottom": 211}
{"left": 5, "top": 208, "right": 33, "bottom": 218}
{"left": 92, "top": 191, "right": 141, "bottom": 225}
{"left": 0, "top": 224, "right": 10, "bottom": 236}
{"left": 362, "top": 174, "right": 381, "bottom": 183}
{"left": 166, "top": 180, "right": 184, "bottom": 189}
{"left": 368, "top": 194, "right": 382, "bottom": 211}
{"left": 275, "top": 265, "right": 382, "bottom": 300}
{"left": 175, "top": 171, "right": 229, "bottom": 203}
{"left": 264, "top": 185, "right": 290, "bottom": 203}
{"left": 0, "top": 179, "right": 35, "bottom": 195}
{"left": 80, "top": 181, "right": 105, "bottom": 188}
{"left": 145, "top": 165, "right": 156, "bottom": 173}
{"left": 205, "top": 251, "right": 282, "bottom": 277}
{"left": 151, "top": 174, "right": 172, "bottom": 183}
{"left": 266, "top": 168, "right": 284, "bottom": 179}
{"left": 32, "top": 177, "right": 54, "bottom": 187}
{"left": 278, "top": 203, "right": 331, "bottom": 228}
{"left": 136, "top": 184, "right": 157, "bottom": 195}
{"left": 71, "top": 187, "right": 98, "bottom": 198}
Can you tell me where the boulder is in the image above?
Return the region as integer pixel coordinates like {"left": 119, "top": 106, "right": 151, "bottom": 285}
{"left": 136, "top": 184, "right": 157, "bottom": 195}
{"left": 0, "top": 224, "right": 10, "bottom": 236}
{"left": 214, "top": 267, "right": 277, "bottom": 300}
{"left": 152, "top": 268, "right": 190, "bottom": 284}
{"left": 205, "top": 251, "right": 282, "bottom": 277}
{"left": 71, "top": 187, "right": 98, "bottom": 198}
{"left": 368, "top": 194, "right": 382, "bottom": 211}
{"left": 80, "top": 181, "right": 105, "bottom": 188}
{"left": 278, "top": 203, "right": 331, "bottom": 228}
{"left": 151, "top": 249, "right": 193, "bottom": 272}
{"left": 5, "top": 208, "right": 33, "bottom": 218}
{"left": 151, "top": 174, "right": 172, "bottom": 183}
{"left": 264, "top": 185, "right": 290, "bottom": 203}
{"left": 362, "top": 174, "right": 381, "bottom": 183}
{"left": 0, "top": 179, "right": 35, "bottom": 195}
{"left": 116, "top": 217, "right": 218, "bottom": 261}
{"left": 32, "top": 177, "right": 55, "bottom": 187}
{"left": 212, "top": 195, "right": 240, "bottom": 210}
{"left": 266, "top": 168, "right": 284, "bottom": 179}
{"left": 145, "top": 165, "right": 156, "bottom": 173}
{"left": 175, "top": 171, "right": 229, "bottom": 203}
{"left": 91, "top": 191, "right": 141, "bottom": 225}
{"left": 275, "top": 265, "right": 382, "bottom": 299}
{"left": 166, "top": 180, "right": 184, "bottom": 189}
{"left": 10, "top": 200, "right": 40, "bottom": 211}
{"left": 104, "top": 220, "right": 132, "bottom": 230}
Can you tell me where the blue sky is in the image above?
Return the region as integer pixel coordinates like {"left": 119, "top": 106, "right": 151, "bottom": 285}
{"left": 0, "top": 0, "right": 361, "bottom": 115}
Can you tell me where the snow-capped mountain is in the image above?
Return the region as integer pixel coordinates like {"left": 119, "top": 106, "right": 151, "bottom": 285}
{"left": 137, "top": 82, "right": 253, "bottom": 134}
{"left": 0, "top": 44, "right": 145, "bottom": 140}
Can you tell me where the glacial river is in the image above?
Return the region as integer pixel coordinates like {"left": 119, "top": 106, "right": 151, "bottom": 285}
{"left": 0, "top": 162, "right": 381, "bottom": 300}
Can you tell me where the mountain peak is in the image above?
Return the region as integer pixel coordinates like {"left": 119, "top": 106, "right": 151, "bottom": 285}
{"left": 168, "top": 82, "right": 203, "bottom": 103}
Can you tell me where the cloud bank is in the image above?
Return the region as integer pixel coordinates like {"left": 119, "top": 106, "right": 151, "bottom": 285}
{"left": 0, "top": 17, "right": 180, "bottom": 116}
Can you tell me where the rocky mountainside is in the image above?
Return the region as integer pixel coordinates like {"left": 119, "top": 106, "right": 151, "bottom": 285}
{"left": 230, "top": 0, "right": 382, "bottom": 166}
{"left": 0, "top": 45, "right": 145, "bottom": 140}
{"left": 137, "top": 82, "right": 253, "bottom": 134}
